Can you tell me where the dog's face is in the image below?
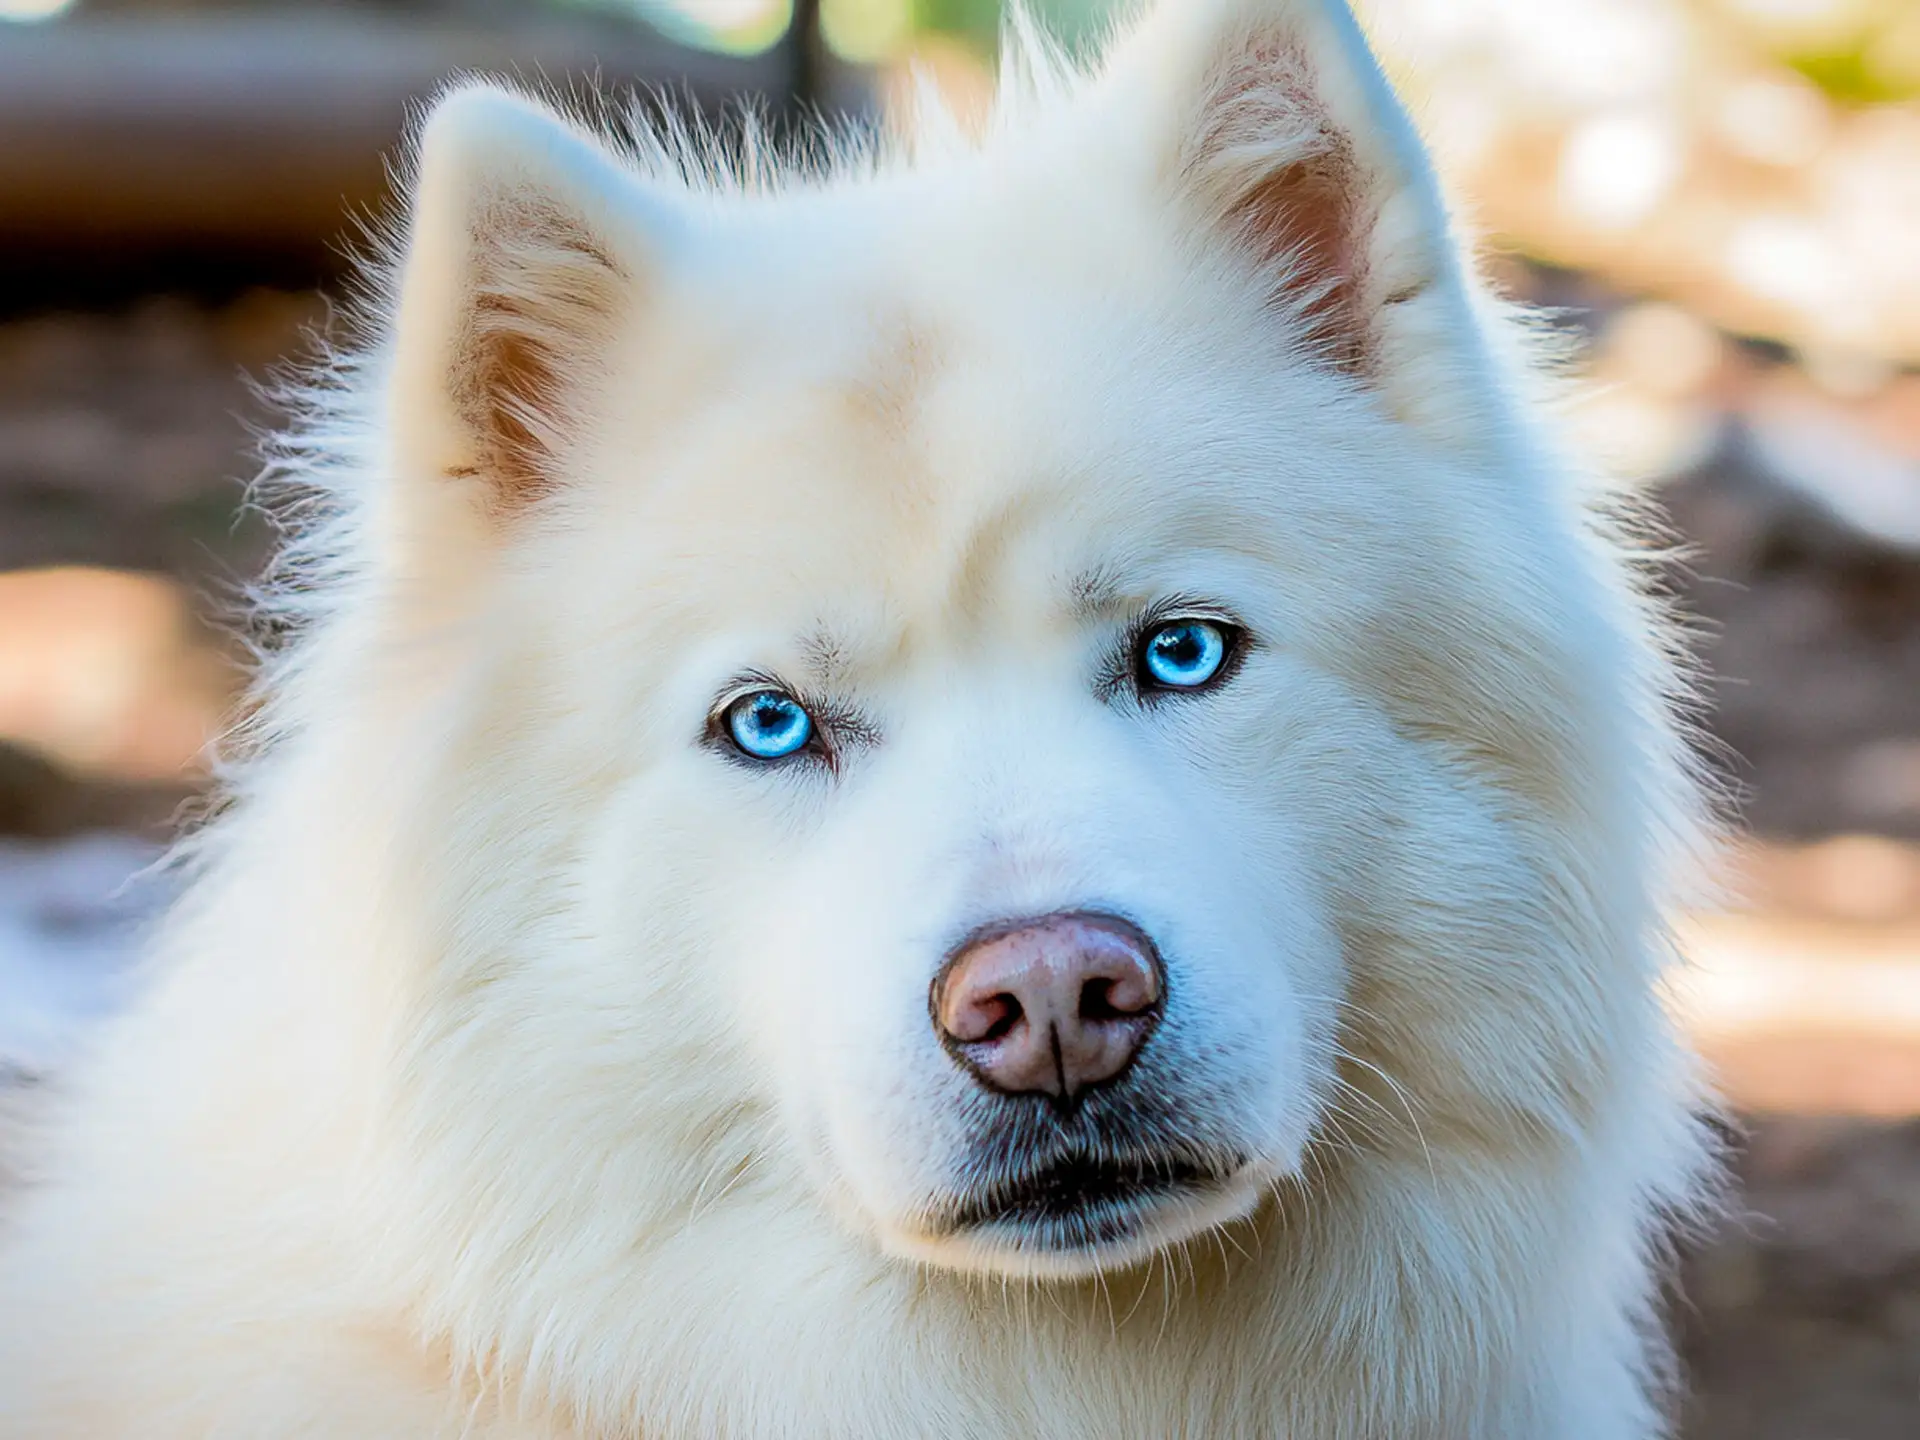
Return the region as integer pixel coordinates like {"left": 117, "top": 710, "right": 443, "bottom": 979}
{"left": 561, "top": 262, "right": 1380, "bottom": 1276}
{"left": 385, "top": 1, "right": 1602, "bottom": 1286}
{"left": 506, "top": 245, "right": 1377, "bottom": 1277}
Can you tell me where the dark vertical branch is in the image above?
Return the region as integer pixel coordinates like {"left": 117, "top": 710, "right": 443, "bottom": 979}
{"left": 788, "top": 0, "right": 826, "bottom": 117}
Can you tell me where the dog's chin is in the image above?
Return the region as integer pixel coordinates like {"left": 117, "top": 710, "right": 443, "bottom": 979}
{"left": 882, "top": 1155, "right": 1268, "bottom": 1281}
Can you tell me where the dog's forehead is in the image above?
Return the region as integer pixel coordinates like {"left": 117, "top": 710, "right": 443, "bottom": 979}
{"left": 613, "top": 393, "right": 1078, "bottom": 646}
{"left": 610, "top": 313, "right": 1246, "bottom": 640}
{"left": 580, "top": 180, "right": 1390, "bottom": 654}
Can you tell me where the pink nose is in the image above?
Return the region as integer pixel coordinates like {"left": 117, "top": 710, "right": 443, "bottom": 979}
{"left": 932, "top": 913, "right": 1163, "bottom": 1102}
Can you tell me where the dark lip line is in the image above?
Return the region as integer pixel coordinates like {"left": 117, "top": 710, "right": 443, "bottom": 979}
{"left": 934, "top": 1150, "right": 1241, "bottom": 1237}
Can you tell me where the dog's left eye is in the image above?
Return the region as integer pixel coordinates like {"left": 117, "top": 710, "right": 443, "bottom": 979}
{"left": 725, "top": 690, "right": 815, "bottom": 761}
{"left": 1139, "top": 619, "right": 1233, "bottom": 691}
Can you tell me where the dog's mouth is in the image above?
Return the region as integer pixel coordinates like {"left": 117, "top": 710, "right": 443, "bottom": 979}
{"left": 926, "top": 1149, "right": 1248, "bottom": 1258}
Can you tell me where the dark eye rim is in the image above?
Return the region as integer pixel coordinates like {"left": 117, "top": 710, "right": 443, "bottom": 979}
{"left": 704, "top": 672, "right": 874, "bottom": 773}
{"left": 705, "top": 678, "right": 826, "bottom": 769}
{"left": 1126, "top": 606, "right": 1249, "bottom": 700}
{"left": 724, "top": 689, "right": 814, "bottom": 759}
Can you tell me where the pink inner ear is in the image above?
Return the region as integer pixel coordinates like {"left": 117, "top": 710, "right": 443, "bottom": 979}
{"left": 1233, "top": 143, "right": 1369, "bottom": 374}
{"left": 1200, "top": 41, "right": 1374, "bottom": 376}
{"left": 458, "top": 287, "right": 562, "bottom": 511}
{"left": 448, "top": 209, "right": 628, "bottom": 515}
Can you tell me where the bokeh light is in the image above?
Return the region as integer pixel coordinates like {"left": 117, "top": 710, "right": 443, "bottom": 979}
{"left": 629, "top": 0, "right": 795, "bottom": 54}
{"left": 0, "top": 0, "right": 78, "bottom": 23}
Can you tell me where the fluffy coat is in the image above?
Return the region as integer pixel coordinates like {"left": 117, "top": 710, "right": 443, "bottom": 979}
{"left": 0, "top": 2, "right": 1716, "bottom": 1435}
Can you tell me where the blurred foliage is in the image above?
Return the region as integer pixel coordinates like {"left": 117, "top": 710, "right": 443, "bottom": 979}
{"left": 1782, "top": 34, "right": 1920, "bottom": 105}
{"left": 623, "top": 1, "right": 795, "bottom": 55}
{"left": 821, "top": 0, "right": 1111, "bottom": 60}
{"left": 32, "top": 1, "right": 1917, "bottom": 105}
{"left": 13, "top": 0, "right": 1920, "bottom": 106}
{"left": 905, "top": 0, "right": 1001, "bottom": 45}
{"left": 1716, "top": 0, "right": 1920, "bottom": 104}
{"left": 849, "top": 0, "right": 1920, "bottom": 106}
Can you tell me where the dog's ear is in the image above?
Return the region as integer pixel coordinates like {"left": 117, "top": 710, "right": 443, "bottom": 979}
{"left": 1115, "top": 0, "right": 1486, "bottom": 433}
{"left": 387, "top": 85, "right": 666, "bottom": 519}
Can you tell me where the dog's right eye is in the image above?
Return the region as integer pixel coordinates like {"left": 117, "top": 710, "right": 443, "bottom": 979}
{"left": 724, "top": 690, "right": 815, "bottom": 761}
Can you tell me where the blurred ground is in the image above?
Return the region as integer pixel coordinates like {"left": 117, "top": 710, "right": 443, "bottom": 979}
{"left": 1683, "top": 1114, "right": 1920, "bottom": 1440}
{"left": 1676, "top": 853, "right": 1920, "bottom": 1437}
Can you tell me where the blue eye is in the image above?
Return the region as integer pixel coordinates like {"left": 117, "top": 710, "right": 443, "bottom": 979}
{"left": 1140, "top": 619, "right": 1231, "bottom": 691}
{"left": 725, "top": 690, "right": 814, "bottom": 761}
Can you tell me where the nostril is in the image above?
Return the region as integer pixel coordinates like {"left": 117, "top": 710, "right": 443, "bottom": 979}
{"left": 976, "top": 993, "right": 1022, "bottom": 1044}
{"left": 1079, "top": 977, "right": 1121, "bottom": 1022}
{"left": 1083, "top": 962, "right": 1158, "bottom": 1021}
{"left": 938, "top": 980, "right": 1026, "bottom": 1046}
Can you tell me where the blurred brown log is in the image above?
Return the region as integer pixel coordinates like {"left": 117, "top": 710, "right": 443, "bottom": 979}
{"left": 0, "top": 13, "right": 795, "bottom": 255}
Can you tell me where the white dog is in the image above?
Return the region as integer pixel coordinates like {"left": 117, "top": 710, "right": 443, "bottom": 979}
{"left": 0, "top": 1, "right": 1717, "bottom": 1434}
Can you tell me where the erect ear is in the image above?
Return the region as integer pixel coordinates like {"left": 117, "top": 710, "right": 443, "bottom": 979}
{"left": 1112, "top": 0, "right": 1489, "bottom": 435}
{"left": 387, "top": 84, "right": 666, "bottom": 518}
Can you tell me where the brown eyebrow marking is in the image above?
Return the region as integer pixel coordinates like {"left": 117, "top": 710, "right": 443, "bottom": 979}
{"left": 1069, "top": 567, "right": 1129, "bottom": 622}
{"left": 846, "top": 319, "right": 944, "bottom": 433}
{"left": 799, "top": 627, "right": 849, "bottom": 687}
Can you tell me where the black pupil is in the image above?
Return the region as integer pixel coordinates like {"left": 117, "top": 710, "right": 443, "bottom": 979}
{"left": 754, "top": 698, "right": 787, "bottom": 730}
{"left": 1158, "top": 627, "right": 1202, "bottom": 667}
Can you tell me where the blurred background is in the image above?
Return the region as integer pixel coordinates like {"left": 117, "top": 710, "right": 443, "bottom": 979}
{"left": 0, "top": 0, "right": 1915, "bottom": 1433}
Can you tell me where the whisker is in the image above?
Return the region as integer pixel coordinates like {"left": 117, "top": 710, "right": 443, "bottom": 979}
{"left": 1338, "top": 1052, "right": 1437, "bottom": 1184}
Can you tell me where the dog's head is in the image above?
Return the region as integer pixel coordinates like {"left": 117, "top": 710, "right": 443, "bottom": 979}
{"left": 360, "top": 0, "right": 1670, "bottom": 1287}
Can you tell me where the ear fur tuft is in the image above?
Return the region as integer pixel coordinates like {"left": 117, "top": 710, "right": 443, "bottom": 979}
{"left": 1119, "top": 0, "right": 1479, "bottom": 418}
{"left": 389, "top": 85, "right": 665, "bottom": 517}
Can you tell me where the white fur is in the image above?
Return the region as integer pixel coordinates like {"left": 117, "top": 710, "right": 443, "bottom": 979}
{"left": 0, "top": 2, "right": 1717, "bottom": 1435}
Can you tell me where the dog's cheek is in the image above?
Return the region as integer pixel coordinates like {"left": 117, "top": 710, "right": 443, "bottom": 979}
{"left": 711, "top": 797, "right": 970, "bottom": 1225}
